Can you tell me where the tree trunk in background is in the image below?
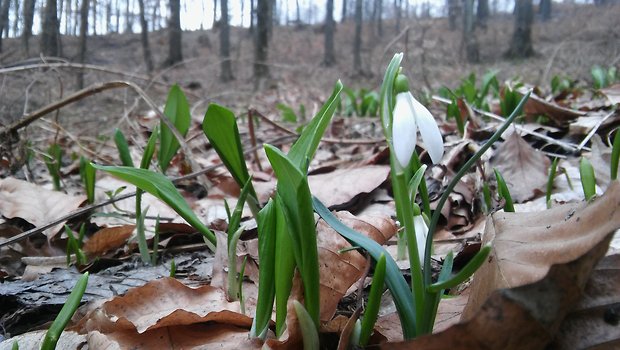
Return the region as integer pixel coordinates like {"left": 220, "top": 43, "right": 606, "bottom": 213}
{"left": 92, "top": 0, "right": 97, "bottom": 35}
{"left": 506, "top": 0, "right": 533, "bottom": 58}
{"left": 377, "top": 0, "right": 382, "bottom": 36}
{"left": 539, "top": 0, "right": 551, "bottom": 21}
{"left": 165, "top": 0, "right": 183, "bottom": 66}
{"left": 462, "top": 0, "right": 479, "bottom": 62}
{"left": 447, "top": 0, "right": 459, "bottom": 31}
{"left": 323, "top": 0, "right": 335, "bottom": 66}
{"left": 477, "top": 0, "right": 489, "bottom": 28}
{"left": 394, "top": 0, "right": 401, "bottom": 32}
{"left": 341, "top": 0, "right": 347, "bottom": 23}
{"left": 65, "top": 0, "right": 71, "bottom": 35}
{"left": 249, "top": 0, "right": 254, "bottom": 32}
{"left": 41, "top": 0, "right": 61, "bottom": 56}
{"left": 77, "top": 0, "right": 89, "bottom": 88}
{"left": 106, "top": 1, "right": 112, "bottom": 32}
{"left": 0, "top": 0, "right": 11, "bottom": 52}
{"left": 212, "top": 0, "right": 217, "bottom": 28}
{"left": 22, "top": 0, "right": 35, "bottom": 55}
{"left": 125, "top": 0, "right": 133, "bottom": 33}
{"left": 220, "top": 0, "right": 234, "bottom": 81}
{"left": 12, "top": 0, "right": 18, "bottom": 37}
{"left": 295, "top": 0, "right": 300, "bottom": 24}
{"left": 253, "top": 0, "right": 271, "bottom": 88}
{"left": 137, "top": 0, "right": 153, "bottom": 72}
{"left": 353, "top": 0, "right": 362, "bottom": 72}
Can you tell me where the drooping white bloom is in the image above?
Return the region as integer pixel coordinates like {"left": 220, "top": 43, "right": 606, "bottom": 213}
{"left": 413, "top": 215, "right": 429, "bottom": 266}
{"left": 392, "top": 91, "right": 444, "bottom": 168}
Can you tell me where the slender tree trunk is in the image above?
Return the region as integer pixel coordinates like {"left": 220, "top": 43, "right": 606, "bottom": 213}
{"left": 249, "top": 0, "right": 254, "bottom": 32}
{"left": 447, "top": 0, "right": 459, "bottom": 30}
{"left": 92, "top": 0, "right": 96, "bottom": 35}
{"left": 539, "top": 0, "right": 551, "bottom": 21}
{"left": 125, "top": 0, "right": 133, "bottom": 33}
{"left": 323, "top": 0, "right": 335, "bottom": 66}
{"left": 477, "top": 0, "right": 489, "bottom": 28}
{"left": 253, "top": 0, "right": 271, "bottom": 88}
{"left": 506, "top": 0, "right": 533, "bottom": 58}
{"left": 77, "top": 0, "right": 89, "bottom": 88}
{"left": 41, "top": 0, "right": 61, "bottom": 56}
{"left": 0, "top": 0, "right": 11, "bottom": 51}
{"left": 137, "top": 0, "right": 153, "bottom": 72}
{"left": 106, "top": 0, "right": 111, "bottom": 33}
{"left": 394, "top": 0, "right": 401, "bottom": 32}
{"left": 341, "top": 0, "right": 347, "bottom": 23}
{"left": 220, "top": 0, "right": 233, "bottom": 81}
{"left": 165, "top": 0, "right": 183, "bottom": 66}
{"left": 22, "top": 0, "right": 35, "bottom": 55}
{"left": 12, "top": 0, "right": 18, "bottom": 37}
{"left": 353, "top": 0, "right": 362, "bottom": 72}
{"left": 212, "top": 0, "right": 217, "bottom": 28}
{"left": 462, "top": 0, "right": 479, "bottom": 62}
{"left": 295, "top": 0, "right": 300, "bottom": 24}
{"left": 377, "top": 0, "right": 382, "bottom": 36}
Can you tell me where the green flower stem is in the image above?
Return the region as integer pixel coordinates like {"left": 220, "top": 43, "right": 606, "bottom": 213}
{"left": 393, "top": 167, "right": 425, "bottom": 334}
{"left": 412, "top": 154, "right": 431, "bottom": 218}
{"left": 424, "top": 91, "right": 531, "bottom": 286}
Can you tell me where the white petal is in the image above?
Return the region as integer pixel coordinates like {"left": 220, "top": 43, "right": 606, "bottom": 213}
{"left": 413, "top": 215, "right": 429, "bottom": 266}
{"left": 392, "top": 93, "right": 417, "bottom": 169}
{"left": 409, "top": 94, "right": 444, "bottom": 164}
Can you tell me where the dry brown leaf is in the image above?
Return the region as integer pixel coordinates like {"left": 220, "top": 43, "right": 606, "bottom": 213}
{"left": 0, "top": 177, "right": 86, "bottom": 239}
{"left": 600, "top": 83, "right": 620, "bottom": 105}
{"left": 521, "top": 90, "right": 585, "bottom": 127}
{"left": 308, "top": 165, "right": 390, "bottom": 209}
{"left": 0, "top": 330, "right": 86, "bottom": 350}
{"left": 550, "top": 254, "right": 620, "bottom": 349}
{"left": 491, "top": 130, "right": 550, "bottom": 202}
{"left": 78, "top": 277, "right": 251, "bottom": 334}
{"left": 83, "top": 225, "right": 135, "bottom": 256}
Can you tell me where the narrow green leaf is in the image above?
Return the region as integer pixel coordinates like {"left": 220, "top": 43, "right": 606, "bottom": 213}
{"left": 136, "top": 206, "right": 151, "bottom": 264}
{"left": 611, "top": 131, "right": 620, "bottom": 181}
{"left": 41, "top": 272, "right": 89, "bottom": 350}
{"left": 228, "top": 178, "right": 253, "bottom": 245}
{"left": 408, "top": 164, "right": 427, "bottom": 202}
{"left": 293, "top": 300, "right": 320, "bottom": 350}
{"left": 580, "top": 157, "right": 596, "bottom": 201}
{"left": 251, "top": 199, "right": 277, "bottom": 339}
{"left": 359, "top": 253, "right": 386, "bottom": 346}
{"left": 288, "top": 80, "right": 343, "bottom": 172}
{"left": 159, "top": 85, "right": 191, "bottom": 173}
{"left": 152, "top": 216, "right": 160, "bottom": 265}
{"left": 312, "top": 196, "right": 417, "bottom": 339}
{"left": 45, "top": 143, "right": 62, "bottom": 191}
{"left": 274, "top": 198, "right": 295, "bottom": 337}
{"left": 546, "top": 158, "right": 559, "bottom": 209}
{"left": 494, "top": 169, "right": 514, "bottom": 212}
{"left": 276, "top": 103, "right": 298, "bottom": 123}
{"left": 265, "top": 144, "right": 320, "bottom": 328}
{"left": 227, "top": 226, "right": 245, "bottom": 301}
{"left": 422, "top": 252, "right": 454, "bottom": 332}
{"left": 92, "top": 165, "right": 216, "bottom": 249}
{"left": 379, "top": 53, "right": 403, "bottom": 138}
{"left": 170, "top": 259, "right": 176, "bottom": 277}
{"left": 427, "top": 245, "right": 490, "bottom": 293}
{"left": 83, "top": 161, "right": 96, "bottom": 204}
{"left": 114, "top": 129, "right": 135, "bottom": 167}
{"left": 140, "top": 125, "right": 159, "bottom": 170}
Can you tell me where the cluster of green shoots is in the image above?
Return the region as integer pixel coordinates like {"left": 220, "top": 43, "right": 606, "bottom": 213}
{"left": 36, "top": 54, "right": 620, "bottom": 349}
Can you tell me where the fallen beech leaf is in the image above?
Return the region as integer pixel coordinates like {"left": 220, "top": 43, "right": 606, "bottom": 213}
{"left": 491, "top": 130, "right": 550, "bottom": 202}
{"left": 308, "top": 165, "right": 390, "bottom": 209}
{"left": 83, "top": 225, "right": 135, "bottom": 256}
{"left": 521, "top": 90, "right": 585, "bottom": 127}
{"left": 550, "top": 254, "right": 620, "bottom": 349}
{"left": 600, "top": 83, "right": 620, "bottom": 105}
{"left": 0, "top": 177, "right": 86, "bottom": 239}
{"left": 79, "top": 277, "right": 251, "bottom": 334}
{"left": 0, "top": 330, "right": 86, "bottom": 350}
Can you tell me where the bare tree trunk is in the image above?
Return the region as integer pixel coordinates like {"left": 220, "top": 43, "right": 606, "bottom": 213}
{"left": 394, "top": 0, "right": 401, "bottom": 32}
{"left": 12, "top": 0, "right": 18, "bottom": 37}
{"left": 341, "top": 0, "right": 347, "bottom": 23}
{"left": 77, "top": 0, "right": 89, "bottom": 88}
{"left": 377, "top": 0, "right": 382, "bottom": 36}
{"left": 74, "top": 0, "right": 79, "bottom": 35}
{"left": 65, "top": 0, "right": 71, "bottom": 35}
{"left": 125, "top": 0, "right": 133, "bottom": 33}
{"left": 212, "top": 0, "right": 217, "bottom": 28}
{"left": 219, "top": 0, "right": 233, "bottom": 81}
{"left": 539, "top": 0, "right": 551, "bottom": 21}
{"left": 165, "top": 0, "right": 183, "bottom": 66}
{"left": 477, "top": 0, "right": 488, "bottom": 28}
{"left": 506, "top": 0, "right": 533, "bottom": 58}
{"left": 295, "top": 0, "right": 300, "bottom": 24}
{"left": 462, "top": 0, "right": 479, "bottom": 62}
{"left": 137, "top": 0, "right": 153, "bottom": 72}
{"left": 249, "top": 0, "right": 254, "bottom": 32}
{"left": 0, "top": 0, "right": 11, "bottom": 51}
{"left": 41, "top": 0, "right": 61, "bottom": 56}
{"left": 323, "top": 0, "right": 335, "bottom": 66}
{"left": 447, "top": 0, "right": 459, "bottom": 31}
{"left": 253, "top": 0, "right": 271, "bottom": 88}
{"left": 352, "top": 0, "right": 362, "bottom": 72}
{"left": 106, "top": 0, "right": 111, "bottom": 32}
{"left": 22, "top": 0, "right": 35, "bottom": 55}
{"left": 92, "top": 0, "right": 96, "bottom": 35}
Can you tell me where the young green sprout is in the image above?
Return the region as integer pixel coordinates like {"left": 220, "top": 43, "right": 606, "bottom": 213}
{"left": 546, "top": 158, "right": 559, "bottom": 209}
{"left": 579, "top": 157, "right": 596, "bottom": 201}
{"left": 611, "top": 131, "right": 620, "bottom": 181}
{"left": 494, "top": 169, "right": 515, "bottom": 212}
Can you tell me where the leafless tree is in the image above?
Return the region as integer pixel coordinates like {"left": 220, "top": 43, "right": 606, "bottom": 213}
{"left": 323, "top": 0, "right": 335, "bottom": 66}
{"left": 21, "top": 0, "right": 35, "bottom": 55}
{"left": 41, "top": 0, "right": 61, "bottom": 56}
{"left": 341, "top": 0, "right": 347, "bottom": 23}
{"left": 506, "top": 0, "right": 533, "bottom": 58}
{"left": 477, "top": 0, "right": 489, "bottom": 28}
{"left": 539, "top": 0, "right": 551, "bottom": 21}
{"left": 462, "top": 0, "right": 479, "bottom": 62}
{"left": 165, "top": 0, "right": 183, "bottom": 66}
{"left": 0, "top": 0, "right": 10, "bottom": 51}
{"left": 77, "top": 0, "right": 89, "bottom": 88}
{"left": 254, "top": 0, "right": 271, "bottom": 88}
{"left": 220, "top": 0, "right": 234, "bottom": 81}
{"left": 137, "top": 0, "right": 153, "bottom": 72}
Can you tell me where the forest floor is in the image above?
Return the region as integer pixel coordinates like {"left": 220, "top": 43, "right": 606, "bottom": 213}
{"left": 0, "top": 2, "right": 619, "bottom": 349}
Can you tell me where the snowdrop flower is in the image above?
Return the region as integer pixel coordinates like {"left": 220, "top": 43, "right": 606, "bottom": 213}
{"left": 392, "top": 74, "right": 444, "bottom": 169}
{"left": 413, "top": 215, "right": 429, "bottom": 266}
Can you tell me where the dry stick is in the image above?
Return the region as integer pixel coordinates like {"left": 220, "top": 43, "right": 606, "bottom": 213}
{"left": 432, "top": 95, "right": 583, "bottom": 153}
{"left": 0, "top": 62, "right": 155, "bottom": 84}
{"left": 251, "top": 109, "right": 386, "bottom": 145}
{"left": 576, "top": 110, "right": 617, "bottom": 151}
{"left": 0, "top": 80, "right": 210, "bottom": 189}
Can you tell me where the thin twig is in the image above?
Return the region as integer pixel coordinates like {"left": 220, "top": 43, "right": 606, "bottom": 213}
{"left": 247, "top": 109, "right": 263, "bottom": 171}
{"left": 577, "top": 110, "right": 617, "bottom": 151}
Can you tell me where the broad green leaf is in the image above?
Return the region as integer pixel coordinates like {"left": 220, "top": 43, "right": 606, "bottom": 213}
{"left": 41, "top": 272, "right": 89, "bottom": 350}
{"left": 312, "top": 196, "right": 417, "bottom": 339}
{"left": 265, "top": 144, "right": 320, "bottom": 328}
{"left": 202, "top": 103, "right": 258, "bottom": 203}
{"left": 114, "top": 129, "right": 134, "bottom": 167}
{"left": 288, "top": 80, "right": 343, "bottom": 172}
{"left": 159, "top": 85, "right": 191, "bottom": 172}
{"left": 250, "top": 199, "right": 277, "bottom": 339}
{"left": 274, "top": 198, "right": 295, "bottom": 336}
{"left": 92, "top": 165, "right": 216, "bottom": 248}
